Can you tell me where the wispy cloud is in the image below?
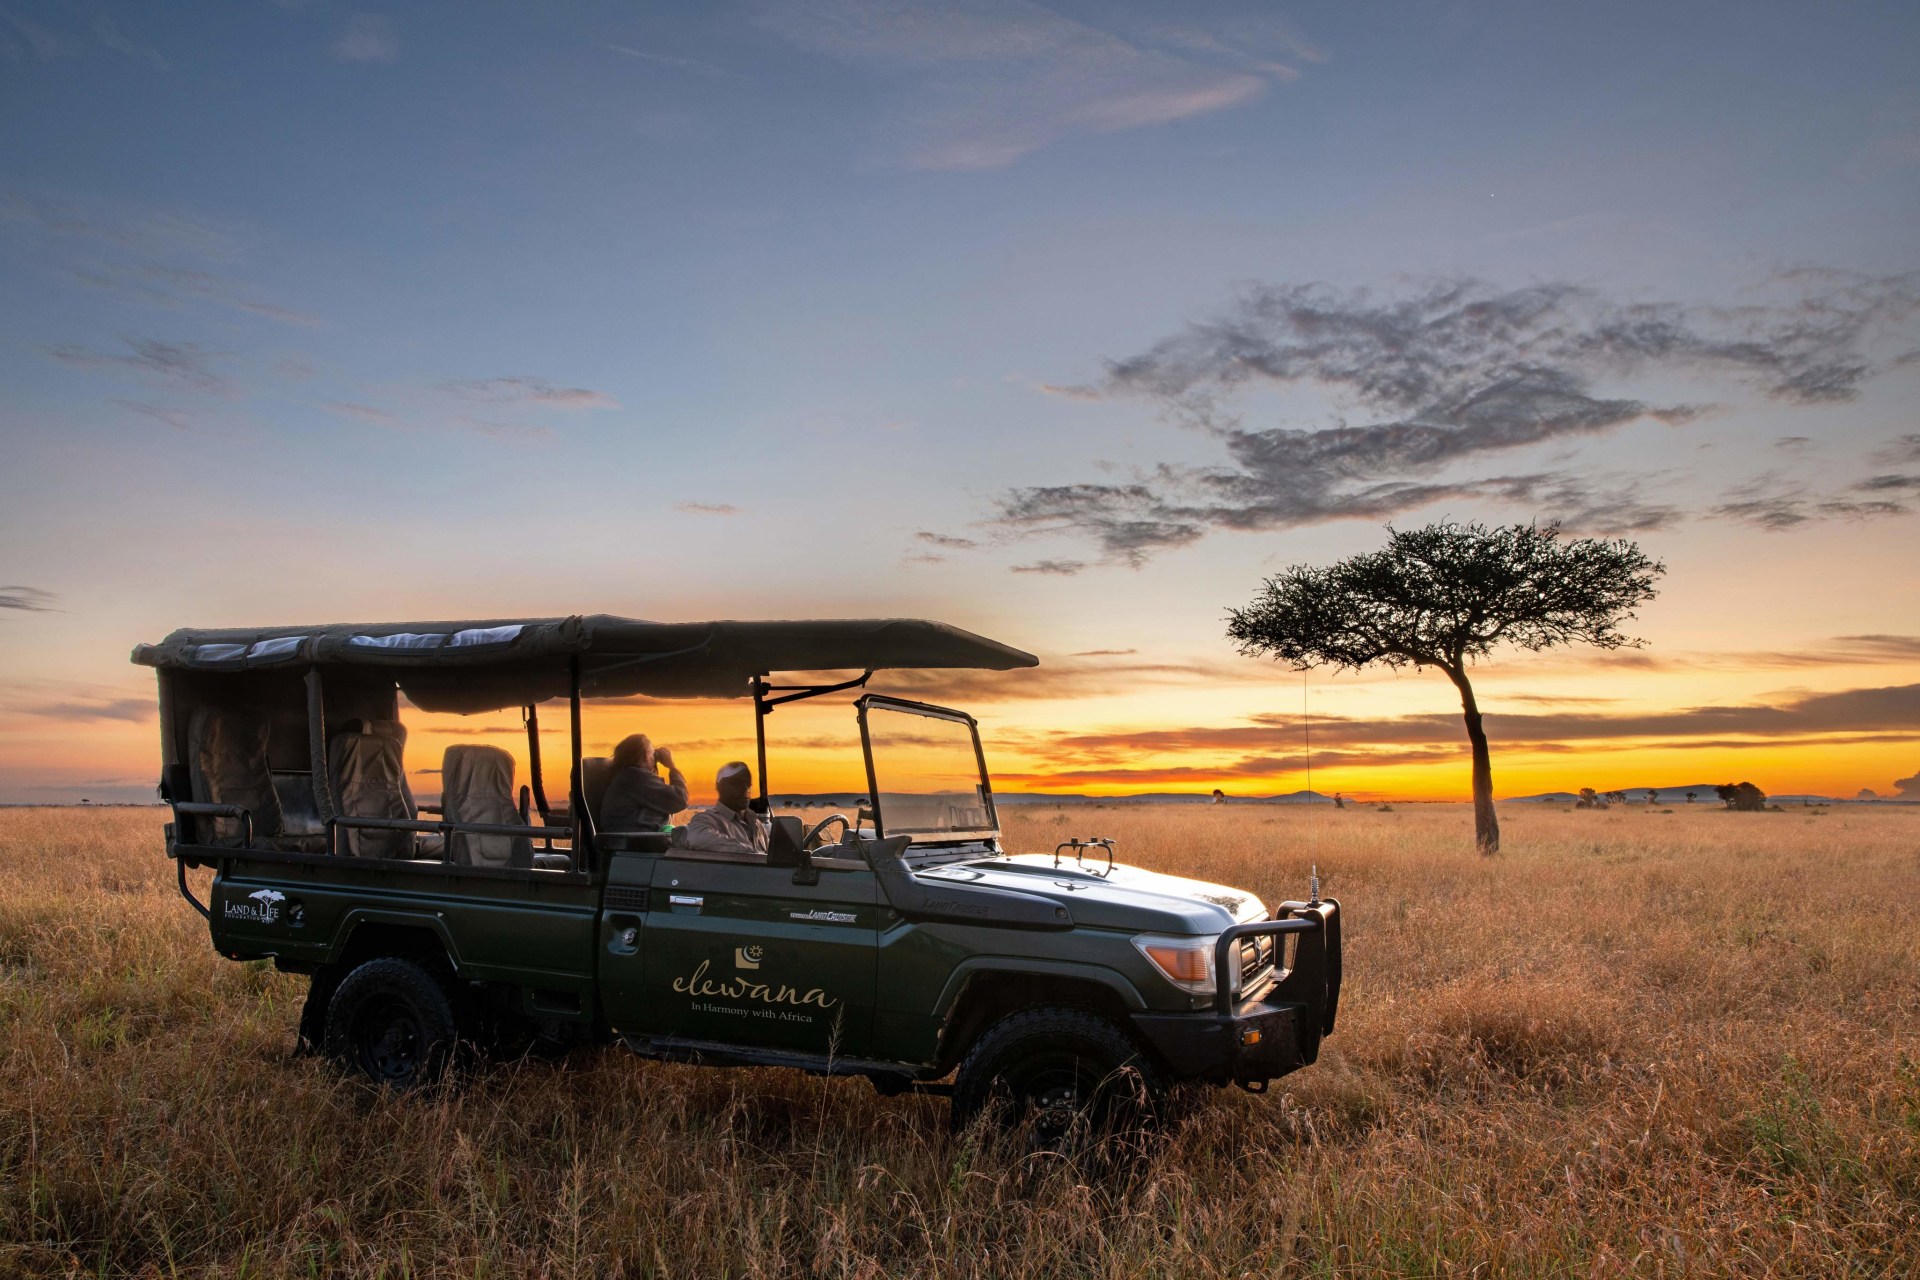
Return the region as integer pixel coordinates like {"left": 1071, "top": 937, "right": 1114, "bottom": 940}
{"left": 0, "top": 586, "right": 58, "bottom": 612}
{"left": 755, "top": 0, "right": 1309, "bottom": 169}
{"left": 439, "top": 376, "right": 619, "bottom": 410}
{"left": 66, "top": 260, "right": 321, "bottom": 327}
{"left": 1710, "top": 473, "right": 1910, "bottom": 531}
{"left": 1011, "top": 558, "right": 1087, "bottom": 576}
{"left": 675, "top": 502, "right": 740, "bottom": 515}
{"left": 45, "top": 337, "right": 231, "bottom": 393}
{"left": 10, "top": 697, "right": 152, "bottom": 723}
{"left": 324, "top": 401, "right": 395, "bottom": 423}
{"left": 916, "top": 531, "right": 977, "bottom": 549}
{"left": 997, "top": 271, "right": 1920, "bottom": 565}
{"left": 605, "top": 43, "right": 736, "bottom": 77}
{"left": 88, "top": 14, "right": 169, "bottom": 71}
{"left": 112, "top": 399, "right": 194, "bottom": 431}
{"left": 333, "top": 14, "right": 398, "bottom": 63}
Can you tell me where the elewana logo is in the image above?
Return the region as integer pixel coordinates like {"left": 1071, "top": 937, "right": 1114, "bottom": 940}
{"left": 734, "top": 945, "right": 764, "bottom": 970}
{"left": 673, "top": 958, "right": 836, "bottom": 1010}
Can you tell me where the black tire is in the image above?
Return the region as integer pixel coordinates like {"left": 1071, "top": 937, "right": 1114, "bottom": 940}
{"left": 323, "top": 957, "right": 461, "bottom": 1088}
{"left": 950, "top": 1006, "right": 1167, "bottom": 1146}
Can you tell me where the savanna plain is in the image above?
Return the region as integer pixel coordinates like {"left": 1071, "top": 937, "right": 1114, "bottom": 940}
{"left": 1, "top": 803, "right": 1916, "bottom": 1278}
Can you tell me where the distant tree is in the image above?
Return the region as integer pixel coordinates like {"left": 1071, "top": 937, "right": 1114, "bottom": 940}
{"left": 1228, "top": 521, "right": 1664, "bottom": 854}
{"left": 1715, "top": 782, "right": 1767, "bottom": 811}
{"left": 1333, "top": 791, "right": 1346, "bottom": 810}
{"left": 1645, "top": 789, "right": 1660, "bottom": 806}
{"left": 1210, "top": 788, "right": 1225, "bottom": 805}
{"left": 1685, "top": 791, "right": 1697, "bottom": 804}
{"left": 1606, "top": 789, "right": 1628, "bottom": 806}
{"left": 1575, "top": 787, "right": 1604, "bottom": 810}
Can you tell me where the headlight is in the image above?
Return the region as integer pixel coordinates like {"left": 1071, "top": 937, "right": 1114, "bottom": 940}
{"left": 1132, "top": 934, "right": 1227, "bottom": 997}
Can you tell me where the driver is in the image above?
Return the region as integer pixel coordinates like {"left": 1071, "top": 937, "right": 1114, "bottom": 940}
{"left": 682, "top": 761, "right": 769, "bottom": 856}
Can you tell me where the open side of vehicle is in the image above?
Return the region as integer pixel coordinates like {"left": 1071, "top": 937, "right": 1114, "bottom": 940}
{"left": 134, "top": 614, "right": 1341, "bottom": 1134}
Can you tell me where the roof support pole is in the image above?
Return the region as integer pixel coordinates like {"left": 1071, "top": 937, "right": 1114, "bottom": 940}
{"left": 569, "top": 657, "right": 585, "bottom": 863}
{"left": 524, "top": 703, "right": 551, "bottom": 821}
{"left": 752, "top": 676, "right": 771, "bottom": 807}
{"left": 305, "top": 668, "right": 337, "bottom": 849}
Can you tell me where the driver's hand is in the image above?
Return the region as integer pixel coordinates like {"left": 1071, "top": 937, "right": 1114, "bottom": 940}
{"left": 653, "top": 747, "right": 675, "bottom": 769}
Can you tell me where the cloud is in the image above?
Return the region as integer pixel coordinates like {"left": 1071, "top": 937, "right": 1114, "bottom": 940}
{"left": 324, "top": 401, "right": 395, "bottom": 423}
{"left": 1870, "top": 433, "right": 1920, "bottom": 466}
{"left": 439, "top": 377, "right": 618, "bottom": 409}
{"left": 674, "top": 502, "right": 740, "bottom": 515}
{"left": 755, "top": 0, "right": 1306, "bottom": 169}
{"left": 453, "top": 417, "right": 553, "bottom": 443}
{"left": 1038, "top": 683, "right": 1920, "bottom": 767}
{"left": 89, "top": 15, "right": 169, "bottom": 70}
{"left": 1070, "top": 648, "right": 1137, "bottom": 657}
{"left": 0, "top": 586, "right": 57, "bottom": 612}
{"left": 1896, "top": 767, "right": 1920, "bottom": 798}
{"left": 1710, "top": 473, "right": 1911, "bottom": 530}
{"left": 1010, "top": 558, "right": 1087, "bottom": 575}
{"left": 916, "top": 531, "right": 978, "bottom": 549}
{"left": 112, "top": 399, "right": 193, "bottom": 431}
{"left": 1854, "top": 474, "right": 1920, "bottom": 492}
{"left": 66, "top": 260, "right": 321, "bottom": 326}
{"left": 999, "top": 272, "right": 1920, "bottom": 564}
{"left": 12, "top": 697, "right": 151, "bottom": 723}
{"left": 0, "top": 5, "right": 72, "bottom": 62}
{"left": 45, "top": 337, "right": 230, "bottom": 393}
{"left": 333, "top": 14, "right": 397, "bottom": 63}
{"left": 605, "top": 44, "right": 735, "bottom": 77}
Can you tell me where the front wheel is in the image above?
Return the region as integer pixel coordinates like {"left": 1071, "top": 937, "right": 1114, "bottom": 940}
{"left": 950, "top": 1007, "right": 1167, "bottom": 1147}
{"left": 323, "top": 957, "right": 462, "bottom": 1088}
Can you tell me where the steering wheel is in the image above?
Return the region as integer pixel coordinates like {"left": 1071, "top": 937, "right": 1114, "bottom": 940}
{"left": 802, "top": 813, "right": 851, "bottom": 851}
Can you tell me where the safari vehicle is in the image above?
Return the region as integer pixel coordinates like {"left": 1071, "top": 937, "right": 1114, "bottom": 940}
{"left": 134, "top": 615, "right": 1340, "bottom": 1134}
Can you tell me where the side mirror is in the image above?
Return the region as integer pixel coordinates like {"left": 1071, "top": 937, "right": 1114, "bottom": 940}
{"left": 767, "top": 815, "right": 818, "bottom": 885}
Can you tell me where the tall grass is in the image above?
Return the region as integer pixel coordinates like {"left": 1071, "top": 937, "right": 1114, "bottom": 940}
{"left": 2, "top": 803, "right": 1916, "bottom": 1276}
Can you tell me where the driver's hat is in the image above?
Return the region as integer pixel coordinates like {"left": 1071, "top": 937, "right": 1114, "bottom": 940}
{"left": 716, "top": 761, "right": 751, "bottom": 783}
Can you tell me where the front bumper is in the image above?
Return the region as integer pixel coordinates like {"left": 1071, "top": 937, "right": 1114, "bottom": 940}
{"left": 1129, "top": 898, "right": 1341, "bottom": 1089}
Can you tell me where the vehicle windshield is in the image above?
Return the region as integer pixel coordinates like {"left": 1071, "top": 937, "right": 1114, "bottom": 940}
{"left": 862, "top": 700, "right": 996, "bottom": 840}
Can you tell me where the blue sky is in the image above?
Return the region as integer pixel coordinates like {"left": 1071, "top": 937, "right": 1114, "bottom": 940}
{"left": 2, "top": 1, "right": 1918, "bottom": 803}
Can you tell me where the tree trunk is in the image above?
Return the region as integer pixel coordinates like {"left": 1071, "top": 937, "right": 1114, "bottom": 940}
{"left": 1447, "top": 666, "right": 1500, "bottom": 855}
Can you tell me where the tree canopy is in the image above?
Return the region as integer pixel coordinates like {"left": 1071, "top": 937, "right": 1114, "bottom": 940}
{"left": 1228, "top": 521, "right": 1665, "bottom": 854}
{"left": 1225, "top": 521, "right": 1665, "bottom": 677}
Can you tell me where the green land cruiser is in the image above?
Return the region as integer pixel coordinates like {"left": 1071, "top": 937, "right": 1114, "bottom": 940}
{"left": 134, "top": 615, "right": 1340, "bottom": 1134}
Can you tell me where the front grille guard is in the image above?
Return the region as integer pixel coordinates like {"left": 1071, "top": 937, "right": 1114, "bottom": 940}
{"left": 1211, "top": 899, "right": 1342, "bottom": 1039}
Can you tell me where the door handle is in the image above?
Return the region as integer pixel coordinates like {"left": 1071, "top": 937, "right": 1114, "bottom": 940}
{"left": 668, "top": 894, "right": 703, "bottom": 909}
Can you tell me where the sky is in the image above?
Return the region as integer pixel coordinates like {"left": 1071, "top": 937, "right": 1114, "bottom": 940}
{"left": 2, "top": 0, "right": 1918, "bottom": 806}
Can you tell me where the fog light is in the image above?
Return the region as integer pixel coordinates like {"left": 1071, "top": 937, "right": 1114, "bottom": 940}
{"left": 1241, "top": 1029, "right": 1262, "bottom": 1045}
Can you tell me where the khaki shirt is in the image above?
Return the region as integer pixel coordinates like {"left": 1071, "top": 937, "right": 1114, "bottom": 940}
{"left": 683, "top": 803, "right": 769, "bottom": 856}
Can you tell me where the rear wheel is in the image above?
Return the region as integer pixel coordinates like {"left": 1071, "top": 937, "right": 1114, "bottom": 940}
{"left": 323, "top": 957, "right": 462, "bottom": 1088}
{"left": 951, "top": 1006, "right": 1166, "bottom": 1148}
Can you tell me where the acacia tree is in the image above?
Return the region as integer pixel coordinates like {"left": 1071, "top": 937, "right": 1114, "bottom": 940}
{"left": 1227, "top": 521, "right": 1664, "bottom": 854}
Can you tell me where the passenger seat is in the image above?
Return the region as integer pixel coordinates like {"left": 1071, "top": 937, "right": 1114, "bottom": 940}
{"left": 327, "top": 719, "right": 420, "bottom": 858}
{"left": 187, "top": 707, "right": 284, "bottom": 847}
{"left": 441, "top": 744, "right": 532, "bottom": 869}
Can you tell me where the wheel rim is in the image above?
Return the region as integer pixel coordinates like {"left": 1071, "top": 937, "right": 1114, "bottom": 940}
{"left": 354, "top": 995, "right": 425, "bottom": 1082}
{"left": 1000, "top": 1051, "right": 1115, "bottom": 1145}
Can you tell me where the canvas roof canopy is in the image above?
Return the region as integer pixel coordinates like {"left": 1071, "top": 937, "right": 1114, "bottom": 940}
{"left": 131, "top": 615, "right": 1038, "bottom": 713}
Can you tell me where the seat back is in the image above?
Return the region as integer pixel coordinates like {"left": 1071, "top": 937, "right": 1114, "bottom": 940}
{"left": 327, "top": 719, "right": 414, "bottom": 858}
{"left": 187, "top": 706, "right": 283, "bottom": 846}
{"left": 442, "top": 744, "right": 532, "bottom": 869}
{"left": 580, "top": 756, "right": 614, "bottom": 833}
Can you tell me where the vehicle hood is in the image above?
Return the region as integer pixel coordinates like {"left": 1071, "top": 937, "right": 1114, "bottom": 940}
{"left": 914, "top": 853, "right": 1265, "bottom": 934}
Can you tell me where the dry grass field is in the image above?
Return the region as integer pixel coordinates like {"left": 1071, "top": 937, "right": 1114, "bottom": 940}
{"left": 1, "top": 803, "right": 1916, "bottom": 1277}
